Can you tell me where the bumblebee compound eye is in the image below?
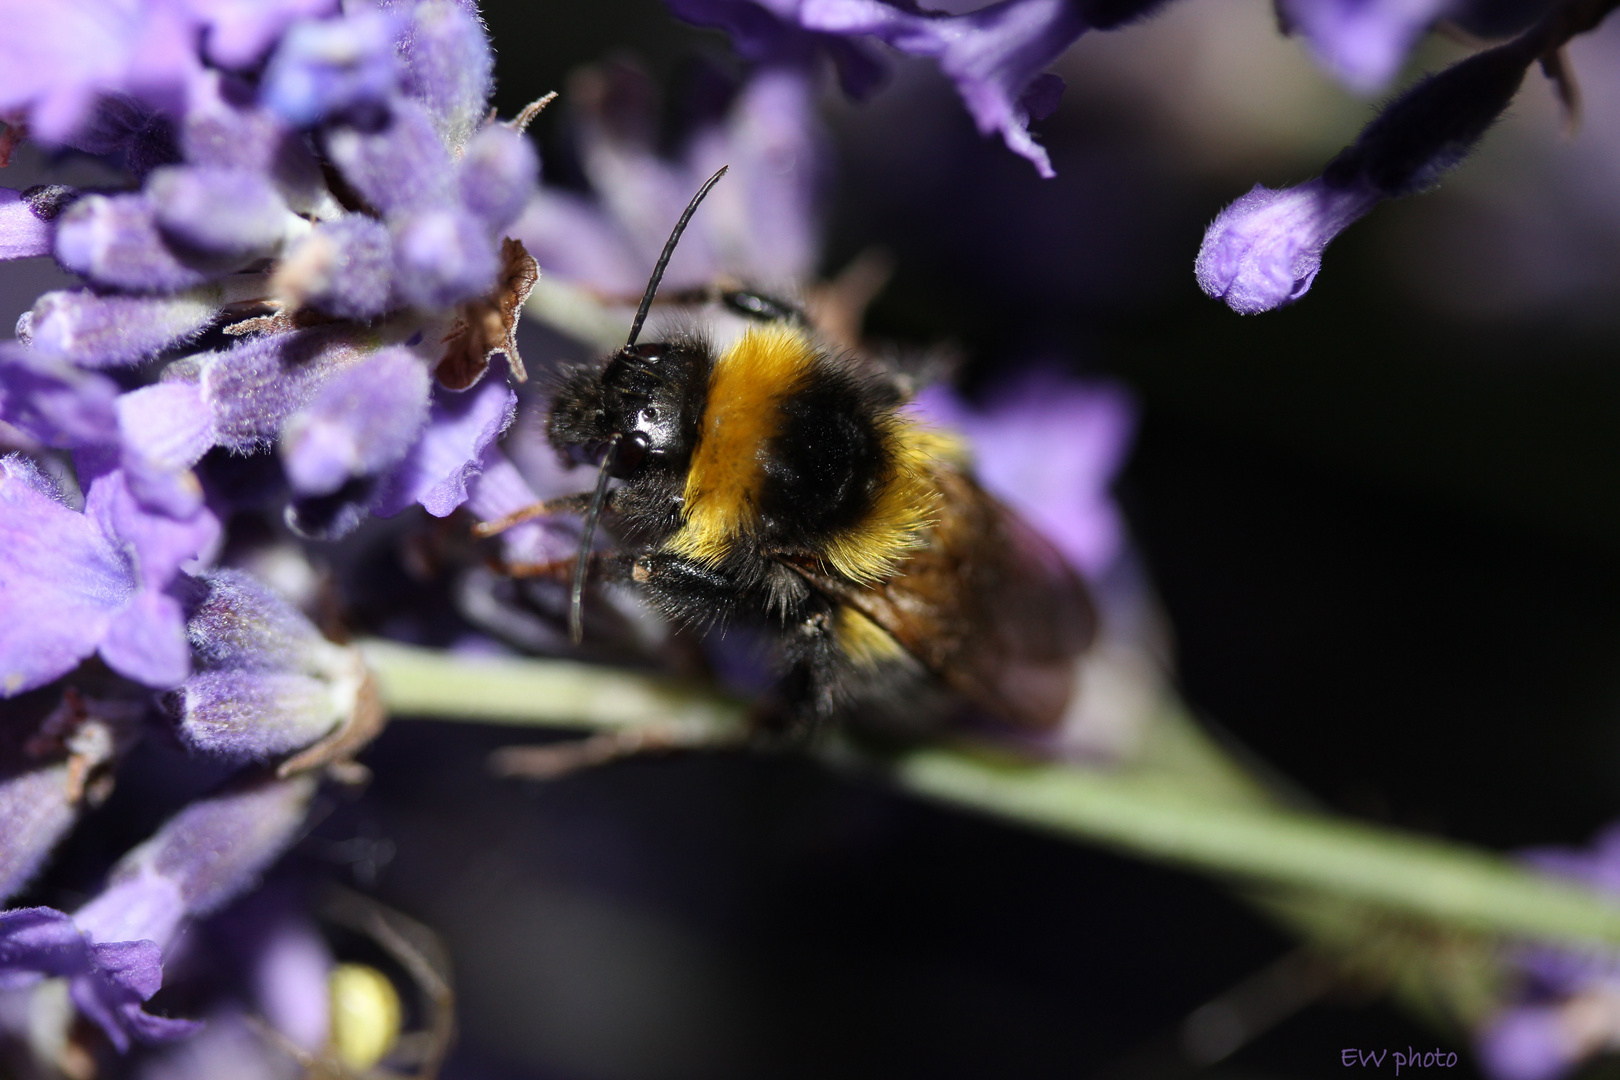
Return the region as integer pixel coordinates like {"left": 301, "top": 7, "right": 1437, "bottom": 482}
{"left": 609, "top": 431, "right": 650, "bottom": 478}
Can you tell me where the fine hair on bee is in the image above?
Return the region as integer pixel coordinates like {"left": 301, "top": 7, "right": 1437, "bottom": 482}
{"left": 483, "top": 166, "right": 1096, "bottom": 738}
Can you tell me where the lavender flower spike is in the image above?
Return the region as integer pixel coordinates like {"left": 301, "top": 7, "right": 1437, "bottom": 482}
{"left": 1195, "top": 178, "right": 1378, "bottom": 314}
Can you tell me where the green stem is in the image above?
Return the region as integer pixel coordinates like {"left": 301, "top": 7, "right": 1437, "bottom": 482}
{"left": 360, "top": 639, "right": 1620, "bottom": 950}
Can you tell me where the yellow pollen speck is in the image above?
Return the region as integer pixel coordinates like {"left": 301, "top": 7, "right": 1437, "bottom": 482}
{"left": 328, "top": 962, "right": 402, "bottom": 1072}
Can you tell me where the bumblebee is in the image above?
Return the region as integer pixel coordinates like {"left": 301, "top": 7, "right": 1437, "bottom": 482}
{"left": 484, "top": 168, "right": 1095, "bottom": 734}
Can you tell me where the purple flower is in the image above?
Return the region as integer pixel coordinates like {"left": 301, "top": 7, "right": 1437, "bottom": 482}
{"left": 667, "top": 0, "right": 1177, "bottom": 176}
{"left": 0, "top": 774, "right": 316, "bottom": 1051}
{"left": 515, "top": 65, "right": 824, "bottom": 298}
{"left": 1198, "top": 39, "right": 1533, "bottom": 312}
{"left": 259, "top": 9, "right": 404, "bottom": 129}
{"left": 170, "top": 569, "right": 371, "bottom": 761}
{"left": 0, "top": 456, "right": 217, "bottom": 696}
{"left": 1279, "top": 0, "right": 1457, "bottom": 94}
{"left": 372, "top": 372, "right": 517, "bottom": 518}
{"left": 665, "top": 0, "right": 889, "bottom": 98}
{"left": 21, "top": 285, "right": 247, "bottom": 369}
{"left": 799, "top": 0, "right": 1086, "bottom": 177}
{"left": 0, "top": 186, "right": 71, "bottom": 260}
{"left": 1473, "top": 825, "right": 1620, "bottom": 1080}
{"left": 1195, "top": 178, "right": 1380, "bottom": 314}
{"left": 280, "top": 346, "right": 432, "bottom": 497}
{"left": 0, "top": 692, "right": 139, "bottom": 903}
{"left": 911, "top": 370, "right": 1135, "bottom": 580}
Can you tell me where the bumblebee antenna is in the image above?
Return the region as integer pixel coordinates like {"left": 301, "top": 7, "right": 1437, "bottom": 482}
{"left": 624, "top": 165, "right": 729, "bottom": 349}
{"left": 569, "top": 433, "right": 621, "bottom": 644}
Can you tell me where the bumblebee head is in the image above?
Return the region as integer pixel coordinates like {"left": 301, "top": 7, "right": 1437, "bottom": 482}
{"left": 543, "top": 163, "right": 728, "bottom": 646}
{"left": 546, "top": 338, "right": 710, "bottom": 483}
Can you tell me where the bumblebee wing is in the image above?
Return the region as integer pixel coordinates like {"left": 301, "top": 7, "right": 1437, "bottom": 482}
{"left": 785, "top": 469, "right": 1095, "bottom": 730}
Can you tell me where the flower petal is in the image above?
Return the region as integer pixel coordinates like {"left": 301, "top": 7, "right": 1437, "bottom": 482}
{"left": 371, "top": 375, "right": 515, "bottom": 518}
{"left": 801, "top": 0, "right": 1088, "bottom": 177}
{"left": 99, "top": 587, "right": 192, "bottom": 689}
{"left": 26, "top": 287, "right": 222, "bottom": 368}
{"left": 280, "top": 346, "right": 432, "bottom": 497}
{"left": 0, "top": 455, "right": 130, "bottom": 697}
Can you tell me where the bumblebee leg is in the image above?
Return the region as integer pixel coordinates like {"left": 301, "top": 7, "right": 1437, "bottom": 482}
{"left": 471, "top": 491, "right": 602, "bottom": 538}
{"left": 494, "top": 548, "right": 635, "bottom": 581}
{"left": 488, "top": 723, "right": 745, "bottom": 780}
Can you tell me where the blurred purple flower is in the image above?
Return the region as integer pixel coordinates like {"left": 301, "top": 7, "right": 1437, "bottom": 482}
{"left": 1475, "top": 825, "right": 1620, "bottom": 1080}
{"left": 912, "top": 370, "right": 1135, "bottom": 580}
{"left": 801, "top": 0, "right": 1084, "bottom": 176}
{"left": 259, "top": 9, "right": 404, "bottom": 129}
{"left": 2, "top": 775, "right": 315, "bottom": 1052}
{"left": 664, "top": 0, "right": 888, "bottom": 99}
{"left": 670, "top": 0, "right": 1086, "bottom": 175}
{"left": 1280, "top": 0, "right": 1456, "bottom": 93}
{"left": 515, "top": 64, "right": 823, "bottom": 297}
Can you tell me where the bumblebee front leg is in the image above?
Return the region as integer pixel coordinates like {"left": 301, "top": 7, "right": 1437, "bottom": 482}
{"left": 471, "top": 491, "right": 605, "bottom": 538}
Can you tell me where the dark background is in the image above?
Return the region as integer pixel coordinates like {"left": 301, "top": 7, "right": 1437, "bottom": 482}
{"left": 313, "top": 1, "right": 1620, "bottom": 1077}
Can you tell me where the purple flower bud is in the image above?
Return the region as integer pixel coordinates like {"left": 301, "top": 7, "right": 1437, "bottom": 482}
{"left": 281, "top": 346, "right": 432, "bottom": 497}
{"left": 147, "top": 165, "right": 292, "bottom": 262}
{"left": 459, "top": 124, "right": 540, "bottom": 234}
{"left": 202, "top": 0, "right": 342, "bottom": 70}
{"left": 54, "top": 194, "right": 209, "bottom": 294}
{"left": 25, "top": 288, "right": 222, "bottom": 368}
{"left": 272, "top": 216, "right": 394, "bottom": 319}
{"left": 260, "top": 10, "right": 404, "bottom": 129}
{"left": 195, "top": 328, "right": 367, "bottom": 451}
{"left": 0, "top": 186, "right": 70, "bottom": 260}
{"left": 1195, "top": 178, "right": 1379, "bottom": 314}
{"left": 392, "top": 205, "right": 500, "bottom": 309}
{"left": 0, "top": 761, "right": 79, "bottom": 903}
{"left": 173, "top": 570, "right": 366, "bottom": 760}
{"left": 399, "top": 0, "right": 495, "bottom": 151}
{"left": 183, "top": 70, "right": 327, "bottom": 212}
{"left": 79, "top": 774, "right": 315, "bottom": 930}
{"left": 373, "top": 373, "right": 515, "bottom": 518}
{"left": 324, "top": 98, "right": 456, "bottom": 215}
